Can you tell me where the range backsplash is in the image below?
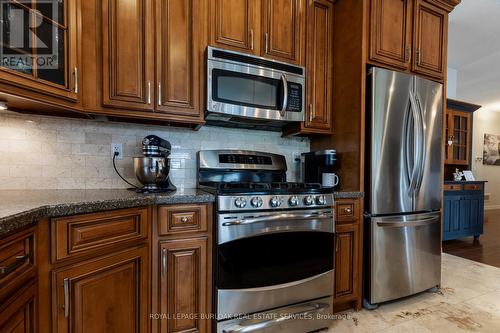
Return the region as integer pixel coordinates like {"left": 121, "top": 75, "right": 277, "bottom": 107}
{"left": 0, "top": 112, "right": 310, "bottom": 190}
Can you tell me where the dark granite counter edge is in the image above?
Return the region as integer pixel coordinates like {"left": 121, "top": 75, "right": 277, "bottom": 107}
{"left": 333, "top": 191, "right": 365, "bottom": 199}
{"left": 0, "top": 193, "right": 215, "bottom": 237}
{"left": 444, "top": 180, "right": 488, "bottom": 184}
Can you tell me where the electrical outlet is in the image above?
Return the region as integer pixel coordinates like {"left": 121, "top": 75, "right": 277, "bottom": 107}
{"left": 293, "top": 152, "right": 301, "bottom": 162}
{"left": 111, "top": 143, "right": 123, "bottom": 160}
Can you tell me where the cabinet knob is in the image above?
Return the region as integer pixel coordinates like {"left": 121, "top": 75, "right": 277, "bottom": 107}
{"left": 181, "top": 217, "right": 189, "bottom": 223}
{"left": 344, "top": 207, "right": 352, "bottom": 214}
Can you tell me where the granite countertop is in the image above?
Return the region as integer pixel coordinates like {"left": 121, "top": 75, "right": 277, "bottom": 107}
{"left": 0, "top": 189, "right": 215, "bottom": 237}
{"left": 444, "top": 180, "right": 488, "bottom": 184}
{"left": 0, "top": 188, "right": 363, "bottom": 237}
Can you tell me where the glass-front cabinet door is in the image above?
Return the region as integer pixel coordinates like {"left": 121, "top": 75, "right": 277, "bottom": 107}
{"left": 0, "top": 0, "right": 79, "bottom": 102}
{"left": 445, "top": 110, "right": 470, "bottom": 165}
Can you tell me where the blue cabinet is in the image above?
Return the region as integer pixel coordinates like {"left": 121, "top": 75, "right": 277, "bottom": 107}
{"left": 442, "top": 182, "right": 485, "bottom": 241}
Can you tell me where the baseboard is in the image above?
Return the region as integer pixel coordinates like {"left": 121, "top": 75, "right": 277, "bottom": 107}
{"left": 485, "top": 205, "right": 500, "bottom": 211}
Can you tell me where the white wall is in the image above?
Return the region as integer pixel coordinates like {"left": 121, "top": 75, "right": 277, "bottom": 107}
{"left": 447, "top": 67, "right": 458, "bottom": 99}
{"left": 471, "top": 109, "right": 500, "bottom": 209}
{"left": 0, "top": 112, "right": 309, "bottom": 190}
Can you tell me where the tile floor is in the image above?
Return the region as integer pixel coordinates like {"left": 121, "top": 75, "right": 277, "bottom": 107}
{"left": 328, "top": 253, "right": 500, "bottom": 332}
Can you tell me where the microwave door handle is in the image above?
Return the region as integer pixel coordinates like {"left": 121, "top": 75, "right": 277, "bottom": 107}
{"left": 280, "top": 73, "right": 288, "bottom": 117}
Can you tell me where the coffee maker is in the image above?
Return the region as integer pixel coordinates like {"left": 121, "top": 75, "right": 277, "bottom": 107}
{"left": 133, "top": 135, "right": 176, "bottom": 192}
{"left": 300, "top": 150, "right": 339, "bottom": 188}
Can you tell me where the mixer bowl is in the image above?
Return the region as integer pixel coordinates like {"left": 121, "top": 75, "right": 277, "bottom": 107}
{"left": 133, "top": 157, "right": 170, "bottom": 189}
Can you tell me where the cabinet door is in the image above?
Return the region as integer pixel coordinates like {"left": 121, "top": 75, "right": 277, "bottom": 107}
{"left": 155, "top": 0, "right": 206, "bottom": 120}
{"left": 54, "top": 246, "right": 148, "bottom": 333}
{"left": 102, "top": 0, "right": 154, "bottom": 111}
{"left": 159, "top": 237, "right": 208, "bottom": 333}
{"left": 442, "top": 194, "right": 460, "bottom": 240}
{"left": 0, "top": 0, "right": 79, "bottom": 102}
{"left": 369, "top": 0, "right": 412, "bottom": 70}
{"left": 333, "top": 223, "right": 359, "bottom": 302}
{"left": 0, "top": 282, "right": 37, "bottom": 333}
{"left": 449, "top": 111, "right": 470, "bottom": 165}
{"left": 261, "top": 0, "right": 304, "bottom": 64}
{"left": 412, "top": 0, "right": 447, "bottom": 80}
{"left": 303, "top": 0, "right": 334, "bottom": 132}
{"left": 210, "top": 0, "right": 260, "bottom": 54}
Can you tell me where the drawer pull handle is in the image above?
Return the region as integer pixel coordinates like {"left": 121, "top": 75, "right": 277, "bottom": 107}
{"left": 63, "top": 278, "right": 70, "bottom": 318}
{"left": 161, "top": 248, "right": 167, "bottom": 276}
{"left": 344, "top": 208, "right": 352, "bottom": 214}
{"left": 180, "top": 217, "right": 189, "bottom": 223}
{"left": 0, "top": 254, "right": 28, "bottom": 275}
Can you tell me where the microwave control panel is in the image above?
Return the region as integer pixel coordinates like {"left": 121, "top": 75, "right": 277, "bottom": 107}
{"left": 287, "top": 83, "right": 303, "bottom": 112}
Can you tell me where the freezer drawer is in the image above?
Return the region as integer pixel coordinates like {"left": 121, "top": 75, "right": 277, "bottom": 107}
{"left": 367, "top": 211, "right": 441, "bottom": 304}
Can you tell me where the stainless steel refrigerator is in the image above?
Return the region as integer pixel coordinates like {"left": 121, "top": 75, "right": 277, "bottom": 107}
{"left": 364, "top": 67, "right": 443, "bottom": 308}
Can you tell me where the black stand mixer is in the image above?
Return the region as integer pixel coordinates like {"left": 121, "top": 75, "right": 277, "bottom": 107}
{"left": 132, "top": 135, "right": 176, "bottom": 193}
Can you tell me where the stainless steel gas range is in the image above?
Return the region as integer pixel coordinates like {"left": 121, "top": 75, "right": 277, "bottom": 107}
{"left": 197, "top": 150, "right": 335, "bottom": 333}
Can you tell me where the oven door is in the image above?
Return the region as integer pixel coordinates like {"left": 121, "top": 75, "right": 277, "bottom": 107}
{"left": 207, "top": 58, "right": 304, "bottom": 122}
{"left": 216, "top": 209, "right": 334, "bottom": 317}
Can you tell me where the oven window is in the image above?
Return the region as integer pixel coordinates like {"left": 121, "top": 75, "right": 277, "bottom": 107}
{"left": 212, "top": 69, "right": 283, "bottom": 110}
{"left": 217, "top": 232, "right": 334, "bottom": 289}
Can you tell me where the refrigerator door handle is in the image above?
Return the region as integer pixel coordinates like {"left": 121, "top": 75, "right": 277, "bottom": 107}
{"left": 403, "top": 103, "right": 413, "bottom": 190}
{"left": 414, "top": 93, "right": 426, "bottom": 193}
{"left": 408, "top": 91, "right": 420, "bottom": 194}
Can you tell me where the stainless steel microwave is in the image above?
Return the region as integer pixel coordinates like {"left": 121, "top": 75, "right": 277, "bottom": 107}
{"left": 206, "top": 47, "right": 305, "bottom": 129}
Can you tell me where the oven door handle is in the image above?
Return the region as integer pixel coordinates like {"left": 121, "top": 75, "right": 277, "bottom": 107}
{"left": 280, "top": 73, "right": 288, "bottom": 117}
{"left": 221, "top": 211, "right": 333, "bottom": 227}
{"left": 222, "top": 302, "right": 330, "bottom": 333}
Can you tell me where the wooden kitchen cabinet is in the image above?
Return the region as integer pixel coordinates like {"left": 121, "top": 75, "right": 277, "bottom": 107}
{"left": 368, "top": 0, "right": 457, "bottom": 81}
{"left": 101, "top": 0, "right": 154, "bottom": 111}
{"left": 262, "top": 0, "right": 305, "bottom": 64}
{"left": 445, "top": 110, "right": 471, "bottom": 165}
{"left": 210, "top": 0, "right": 261, "bottom": 54}
{"left": 209, "top": 0, "right": 304, "bottom": 65}
{"left": 159, "top": 237, "right": 209, "bottom": 333}
{"left": 155, "top": 0, "right": 207, "bottom": 121}
{"left": 333, "top": 198, "right": 362, "bottom": 311}
{"left": 0, "top": 0, "right": 80, "bottom": 103}
{"left": 0, "top": 281, "right": 37, "bottom": 333}
{"left": 53, "top": 245, "right": 149, "bottom": 333}
{"left": 412, "top": 0, "right": 448, "bottom": 80}
{"left": 369, "top": 0, "right": 412, "bottom": 70}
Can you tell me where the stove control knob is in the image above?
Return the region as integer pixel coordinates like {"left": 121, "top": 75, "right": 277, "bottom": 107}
{"left": 304, "top": 195, "right": 314, "bottom": 206}
{"left": 316, "top": 195, "right": 326, "bottom": 205}
{"left": 289, "top": 196, "right": 300, "bottom": 207}
{"left": 234, "top": 197, "right": 247, "bottom": 208}
{"left": 270, "top": 196, "right": 282, "bottom": 208}
{"left": 250, "top": 197, "right": 263, "bottom": 208}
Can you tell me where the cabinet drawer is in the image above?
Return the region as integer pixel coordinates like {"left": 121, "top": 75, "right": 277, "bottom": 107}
{"left": 52, "top": 207, "right": 149, "bottom": 262}
{"left": 335, "top": 199, "right": 360, "bottom": 223}
{"left": 464, "top": 184, "right": 483, "bottom": 191}
{"left": 0, "top": 229, "right": 35, "bottom": 300}
{"left": 444, "top": 184, "right": 462, "bottom": 191}
{"left": 158, "top": 205, "right": 208, "bottom": 235}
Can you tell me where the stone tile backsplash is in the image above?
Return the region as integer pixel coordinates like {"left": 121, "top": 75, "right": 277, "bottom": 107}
{"left": 0, "top": 112, "right": 310, "bottom": 190}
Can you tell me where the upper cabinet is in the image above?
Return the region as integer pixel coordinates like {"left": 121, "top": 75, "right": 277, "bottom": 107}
{"left": 210, "top": 0, "right": 305, "bottom": 65}
{"left": 82, "top": 0, "right": 207, "bottom": 127}
{"left": 368, "top": 0, "right": 458, "bottom": 81}
{"left": 210, "top": 0, "right": 261, "bottom": 54}
{"left": 101, "top": 0, "right": 154, "bottom": 111}
{"left": 369, "top": 0, "right": 412, "bottom": 71}
{"left": 412, "top": 0, "right": 447, "bottom": 80}
{"left": 0, "top": 0, "right": 80, "bottom": 103}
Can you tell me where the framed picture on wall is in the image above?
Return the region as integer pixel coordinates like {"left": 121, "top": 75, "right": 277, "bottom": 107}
{"left": 483, "top": 133, "right": 500, "bottom": 165}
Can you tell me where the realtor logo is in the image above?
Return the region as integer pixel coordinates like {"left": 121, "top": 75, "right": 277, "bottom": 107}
{"left": 0, "top": 0, "right": 59, "bottom": 70}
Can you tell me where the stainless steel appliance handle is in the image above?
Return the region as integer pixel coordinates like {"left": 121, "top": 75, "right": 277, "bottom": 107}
{"left": 0, "top": 254, "right": 27, "bottom": 275}
{"left": 404, "top": 104, "right": 413, "bottom": 188}
{"left": 376, "top": 216, "right": 439, "bottom": 228}
{"left": 414, "top": 93, "right": 426, "bottom": 193}
{"left": 408, "top": 91, "right": 421, "bottom": 194}
{"left": 222, "top": 302, "right": 330, "bottom": 333}
{"left": 63, "top": 278, "right": 70, "bottom": 318}
{"left": 222, "top": 211, "right": 333, "bottom": 227}
{"left": 280, "top": 73, "right": 288, "bottom": 117}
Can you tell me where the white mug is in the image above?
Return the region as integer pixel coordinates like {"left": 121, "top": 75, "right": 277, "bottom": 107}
{"left": 322, "top": 173, "right": 339, "bottom": 188}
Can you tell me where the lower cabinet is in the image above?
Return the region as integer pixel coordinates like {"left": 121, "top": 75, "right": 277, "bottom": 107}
{"left": 333, "top": 198, "right": 362, "bottom": 311}
{"left": 0, "top": 281, "right": 37, "bottom": 333}
{"left": 159, "top": 237, "right": 209, "bottom": 333}
{"left": 443, "top": 183, "right": 485, "bottom": 241}
{"left": 53, "top": 245, "right": 149, "bottom": 333}
{"left": 334, "top": 223, "right": 359, "bottom": 300}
